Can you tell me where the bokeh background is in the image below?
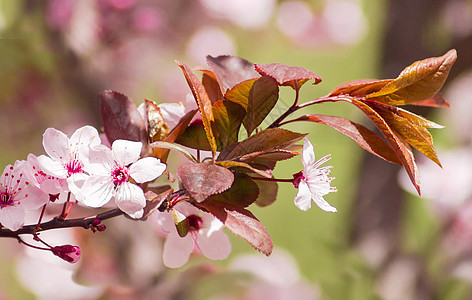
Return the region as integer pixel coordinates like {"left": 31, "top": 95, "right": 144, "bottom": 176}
{"left": 1, "top": 0, "right": 472, "bottom": 299}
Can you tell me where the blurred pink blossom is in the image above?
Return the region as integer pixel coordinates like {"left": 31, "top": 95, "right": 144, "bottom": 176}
{"left": 186, "top": 27, "right": 236, "bottom": 66}
{"left": 132, "top": 7, "right": 164, "bottom": 33}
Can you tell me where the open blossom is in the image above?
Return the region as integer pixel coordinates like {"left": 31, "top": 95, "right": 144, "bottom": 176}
{"left": 0, "top": 161, "right": 46, "bottom": 230}
{"left": 81, "top": 140, "right": 166, "bottom": 218}
{"left": 293, "top": 137, "right": 336, "bottom": 212}
{"left": 156, "top": 202, "right": 231, "bottom": 268}
{"left": 37, "top": 126, "right": 101, "bottom": 198}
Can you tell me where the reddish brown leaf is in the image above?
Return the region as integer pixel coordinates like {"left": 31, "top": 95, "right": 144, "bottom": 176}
{"left": 255, "top": 63, "right": 322, "bottom": 90}
{"left": 215, "top": 161, "right": 272, "bottom": 178}
{"left": 254, "top": 178, "right": 278, "bottom": 207}
{"left": 243, "top": 76, "right": 279, "bottom": 135}
{"left": 367, "top": 101, "right": 442, "bottom": 166}
{"left": 142, "top": 186, "right": 173, "bottom": 218}
{"left": 346, "top": 98, "right": 421, "bottom": 194}
{"left": 175, "top": 121, "right": 215, "bottom": 151}
{"left": 206, "top": 55, "right": 260, "bottom": 92}
{"left": 206, "top": 173, "right": 259, "bottom": 207}
{"left": 286, "top": 114, "right": 401, "bottom": 164}
{"left": 197, "top": 201, "right": 273, "bottom": 256}
{"left": 225, "top": 78, "right": 256, "bottom": 110}
{"left": 212, "top": 100, "right": 246, "bottom": 148}
{"left": 199, "top": 69, "right": 225, "bottom": 104}
{"left": 218, "top": 128, "right": 306, "bottom": 161}
{"left": 329, "top": 79, "right": 392, "bottom": 97}
{"left": 410, "top": 93, "right": 450, "bottom": 108}
{"left": 177, "top": 163, "right": 234, "bottom": 202}
{"left": 99, "top": 90, "right": 148, "bottom": 145}
{"left": 366, "top": 49, "right": 457, "bottom": 105}
{"left": 239, "top": 149, "right": 300, "bottom": 162}
{"left": 177, "top": 61, "right": 217, "bottom": 157}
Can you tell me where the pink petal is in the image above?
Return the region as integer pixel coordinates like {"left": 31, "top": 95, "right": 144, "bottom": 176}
{"left": 311, "top": 193, "right": 337, "bottom": 213}
{"left": 0, "top": 206, "right": 25, "bottom": 231}
{"left": 158, "top": 102, "right": 187, "bottom": 129}
{"left": 20, "top": 185, "right": 48, "bottom": 210}
{"left": 163, "top": 233, "right": 194, "bottom": 268}
{"left": 42, "top": 128, "right": 69, "bottom": 163}
{"left": 37, "top": 155, "right": 68, "bottom": 179}
{"left": 293, "top": 180, "right": 312, "bottom": 211}
{"left": 114, "top": 182, "right": 146, "bottom": 218}
{"left": 111, "top": 140, "right": 142, "bottom": 166}
{"left": 196, "top": 229, "right": 231, "bottom": 260}
{"left": 129, "top": 157, "right": 166, "bottom": 183}
{"left": 80, "top": 175, "right": 114, "bottom": 208}
{"left": 301, "top": 137, "right": 316, "bottom": 169}
{"left": 69, "top": 125, "right": 101, "bottom": 154}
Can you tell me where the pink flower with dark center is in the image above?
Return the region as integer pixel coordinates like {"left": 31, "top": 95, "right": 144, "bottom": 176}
{"left": 37, "top": 126, "right": 101, "bottom": 199}
{"left": 0, "top": 161, "right": 46, "bottom": 231}
{"left": 25, "top": 154, "right": 67, "bottom": 202}
{"left": 293, "top": 137, "right": 337, "bottom": 212}
{"left": 81, "top": 140, "right": 166, "bottom": 218}
{"left": 157, "top": 202, "right": 231, "bottom": 268}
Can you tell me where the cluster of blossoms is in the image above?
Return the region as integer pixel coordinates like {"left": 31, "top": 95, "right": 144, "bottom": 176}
{"left": 0, "top": 50, "right": 455, "bottom": 269}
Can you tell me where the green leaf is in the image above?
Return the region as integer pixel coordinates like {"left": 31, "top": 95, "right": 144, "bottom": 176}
{"left": 177, "top": 61, "right": 218, "bottom": 158}
{"left": 177, "top": 162, "right": 234, "bottom": 202}
{"left": 206, "top": 173, "right": 259, "bottom": 207}
{"left": 366, "top": 49, "right": 457, "bottom": 105}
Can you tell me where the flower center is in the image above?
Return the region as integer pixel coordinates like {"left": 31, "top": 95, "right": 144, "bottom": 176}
{"left": 0, "top": 192, "right": 13, "bottom": 207}
{"left": 292, "top": 170, "right": 305, "bottom": 188}
{"left": 111, "top": 166, "right": 130, "bottom": 186}
{"left": 66, "top": 159, "right": 83, "bottom": 177}
{"left": 187, "top": 214, "right": 203, "bottom": 232}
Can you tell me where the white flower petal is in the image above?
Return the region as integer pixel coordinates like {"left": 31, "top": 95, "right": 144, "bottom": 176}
{"left": 312, "top": 193, "right": 337, "bottom": 212}
{"left": 162, "top": 233, "right": 194, "bottom": 268}
{"left": 196, "top": 229, "right": 231, "bottom": 260}
{"left": 37, "top": 155, "right": 68, "bottom": 179}
{"left": 112, "top": 140, "right": 142, "bottom": 166}
{"left": 0, "top": 206, "right": 25, "bottom": 231}
{"left": 20, "top": 185, "right": 48, "bottom": 210}
{"left": 301, "top": 137, "right": 316, "bottom": 168}
{"left": 114, "top": 182, "right": 146, "bottom": 218}
{"left": 129, "top": 157, "right": 166, "bottom": 183}
{"left": 80, "top": 176, "right": 114, "bottom": 208}
{"left": 294, "top": 180, "right": 312, "bottom": 211}
{"left": 159, "top": 102, "right": 187, "bottom": 129}
{"left": 69, "top": 125, "right": 101, "bottom": 154}
{"left": 67, "top": 173, "right": 88, "bottom": 197}
{"left": 42, "top": 128, "right": 69, "bottom": 163}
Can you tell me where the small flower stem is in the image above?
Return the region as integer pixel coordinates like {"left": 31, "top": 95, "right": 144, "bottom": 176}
{"left": 249, "top": 176, "right": 294, "bottom": 183}
{"left": 17, "top": 236, "right": 51, "bottom": 251}
{"left": 35, "top": 204, "right": 48, "bottom": 231}
{"left": 59, "top": 192, "right": 72, "bottom": 220}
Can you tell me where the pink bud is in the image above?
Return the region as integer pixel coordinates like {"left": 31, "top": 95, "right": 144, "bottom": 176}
{"left": 51, "top": 245, "right": 81, "bottom": 263}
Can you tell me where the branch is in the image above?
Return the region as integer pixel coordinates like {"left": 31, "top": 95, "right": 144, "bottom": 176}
{"left": 0, "top": 209, "right": 124, "bottom": 238}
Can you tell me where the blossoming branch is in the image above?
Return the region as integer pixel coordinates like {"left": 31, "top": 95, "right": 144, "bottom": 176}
{"left": 0, "top": 50, "right": 457, "bottom": 268}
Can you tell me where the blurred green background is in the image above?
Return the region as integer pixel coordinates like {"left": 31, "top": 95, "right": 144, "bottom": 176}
{"left": 1, "top": 0, "right": 471, "bottom": 299}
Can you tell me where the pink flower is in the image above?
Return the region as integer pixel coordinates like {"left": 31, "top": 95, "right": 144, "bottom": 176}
{"left": 157, "top": 202, "right": 231, "bottom": 268}
{"left": 293, "top": 137, "right": 336, "bottom": 212}
{"left": 81, "top": 140, "right": 166, "bottom": 218}
{"left": 37, "top": 126, "right": 101, "bottom": 199}
{"left": 25, "top": 154, "right": 68, "bottom": 200}
{"left": 0, "top": 161, "right": 46, "bottom": 231}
